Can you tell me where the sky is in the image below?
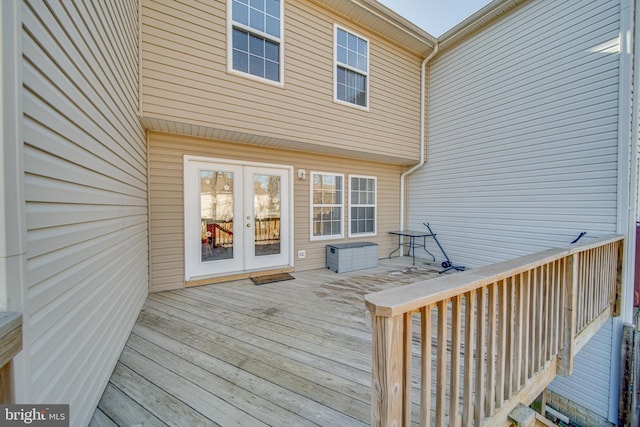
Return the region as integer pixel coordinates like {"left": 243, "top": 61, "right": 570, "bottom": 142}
{"left": 378, "top": 0, "right": 493, "bottom": 37}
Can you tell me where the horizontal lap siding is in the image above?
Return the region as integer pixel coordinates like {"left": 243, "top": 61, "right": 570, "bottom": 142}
{"left": 548, "top": 319, "right": 615, "bottom": 418}
{"left": 141, "top": 0, "right": 423, "bottom": 163}
{"left": 408, "top": 0, "right": 620, "bottom": 421}
{"left": 148, "top": 132, "right": 402, "bottom": 292}
{"left": 411, "top": 0, "right": 620, "bottom": 265}
{"left": 22, "top": 1, "right": 147, "bottom": 425}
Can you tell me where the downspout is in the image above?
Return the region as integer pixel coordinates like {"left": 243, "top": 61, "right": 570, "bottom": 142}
{"left": 399, "top": 42, "right": 439, "bottom": 230}
{"left": 616, "top": 0, "right": 637, "bottom": 324}
{"left": 612, "top": 0, "right": 637, "bottom": 423}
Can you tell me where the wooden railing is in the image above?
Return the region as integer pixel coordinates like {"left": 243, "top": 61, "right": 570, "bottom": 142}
{"left": 203, "top": 218, "right": 280, "bottom": 248}
{"left": 365, "top": 235, "right": 623, "bottom": 426}
{"left": 0, "top": 312, "right": 22, "bottom": 404}
{"left": 255, "top": 217, "right": 280, "bottom": 244}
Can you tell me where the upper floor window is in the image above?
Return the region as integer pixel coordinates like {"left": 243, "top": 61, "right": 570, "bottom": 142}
{"left": 334, "top": 25, "right": 369, "bottom": 109}
{"left": 229, "top": 0, "right": 283, "bottom": 83}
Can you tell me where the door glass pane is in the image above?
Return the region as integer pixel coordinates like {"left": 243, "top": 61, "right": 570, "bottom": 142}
{"left": 253, "top": 174, "right": 281, "bottom": 256}
{"left": 200, "top": 170, "right": 234, "bottom": 261}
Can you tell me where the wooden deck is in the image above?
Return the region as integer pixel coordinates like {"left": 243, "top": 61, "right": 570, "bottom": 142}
{"left": 90, "top": 258, "right": 442, "bottom": 427}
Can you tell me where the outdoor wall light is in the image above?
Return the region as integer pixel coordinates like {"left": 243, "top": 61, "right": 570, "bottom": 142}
{"left": 297, "top": 169, "right": 307, "bottom": 180}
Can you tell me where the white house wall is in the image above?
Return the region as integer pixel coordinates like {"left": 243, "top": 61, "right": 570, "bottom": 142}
{"left": 20, "top": 1, "right": 147, "bottom": 425}
{"left": 549, "top": 319, "right": 616, "bottom": 419}
{"left": 408, "top": 0, "right": 621, "bottom": 422}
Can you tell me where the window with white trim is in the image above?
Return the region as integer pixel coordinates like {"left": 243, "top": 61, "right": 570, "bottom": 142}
{"left": 311, "top": 172, "right": 344, "bottom": 239}
{"left": 334, "top": 25, "right": 368, "bottom": 108}
{"left": 229, "top": 0, "right": 282, "bottom": 83}
{"left": 349, "top": 175, "right": 376, "bottom": 236}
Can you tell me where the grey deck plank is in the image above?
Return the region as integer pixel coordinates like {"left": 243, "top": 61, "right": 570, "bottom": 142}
{"left": 88, "top": 406, "right": 119, "bottom": 427}
{"left": 93, "top": 258, "right": 440, "bottom": 426}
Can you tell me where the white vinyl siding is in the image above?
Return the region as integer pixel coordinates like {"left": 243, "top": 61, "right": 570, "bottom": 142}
{"left": 547, "top": 319, "right": 615, "bottom": 417}
{"left": 408, "top": 0, "right": 621, "bottom": 422}
{"left": 411, "top": 0, "right": 620, "bottom": 266}
{"left": 21, "top": 1, "right": 147, "bottom": 425}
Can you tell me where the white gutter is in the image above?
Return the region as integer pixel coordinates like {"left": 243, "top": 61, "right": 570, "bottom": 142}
{"left": 399, "top": 42, "right": 438, "bottom": 230}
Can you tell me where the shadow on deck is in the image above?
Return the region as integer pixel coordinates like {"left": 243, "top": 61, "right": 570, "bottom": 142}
{"left": 90, "top": 258, "right": 441, "bottom": 426}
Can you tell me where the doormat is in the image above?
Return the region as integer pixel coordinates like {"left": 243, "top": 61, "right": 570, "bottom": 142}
{"left": 251, "top": 273, "right": 294, "bottom": 285}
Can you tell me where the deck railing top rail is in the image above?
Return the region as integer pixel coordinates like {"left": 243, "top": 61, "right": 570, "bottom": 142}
{"left": 365, "top": 234, "right": 624, "bottom": 318}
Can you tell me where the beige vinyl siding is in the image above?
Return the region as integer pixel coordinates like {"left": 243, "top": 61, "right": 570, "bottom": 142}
{"left": 148, "top": 131, "right": 402, "bottom": 292}
{"left": 140, "top": 0, "right": 423, "bottom": 165}
{"left": 21, "top": 1, "right": 147, "bottom": 425}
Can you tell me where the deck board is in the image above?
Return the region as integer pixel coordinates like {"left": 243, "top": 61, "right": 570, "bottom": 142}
{"left": 91, "top": 259, "right": 442, "bottom": 426}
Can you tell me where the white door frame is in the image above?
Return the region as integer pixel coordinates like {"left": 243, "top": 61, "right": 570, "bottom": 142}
{"left": 184, "top": 155, "right": 294, "bottom": 281}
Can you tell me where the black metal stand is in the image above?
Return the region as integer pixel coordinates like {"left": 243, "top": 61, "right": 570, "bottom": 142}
{"left": 423, "top": 222, "right": 466, "bottom": 274}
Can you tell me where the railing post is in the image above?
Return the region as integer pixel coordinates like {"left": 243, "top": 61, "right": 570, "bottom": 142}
{"left": 558, "top": 254, "right": 578, "bottom": 376}
{"left": 0, "top": 312, "right": 22, "bottom": 404}
{"left": 613, "top": 241, "right": 624, "bottom": 317}
{"left": 370, "top": 310, "right": 405, "bottom": 427}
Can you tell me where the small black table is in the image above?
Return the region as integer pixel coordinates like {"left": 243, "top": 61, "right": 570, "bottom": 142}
{"left": 388, "top": 230, "right": 436, "bottom": 265}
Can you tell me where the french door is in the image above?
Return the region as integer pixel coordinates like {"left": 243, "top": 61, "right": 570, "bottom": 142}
{"left": 184, "top": 157, "right": 292, "bottom": 281}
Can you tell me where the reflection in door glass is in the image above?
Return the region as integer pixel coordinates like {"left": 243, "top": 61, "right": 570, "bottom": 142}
{"left": 200, "top": 170, "right": 234, "bottom": 261}
{"left": 254, "top": 174, "right": 281, "bottom": 256}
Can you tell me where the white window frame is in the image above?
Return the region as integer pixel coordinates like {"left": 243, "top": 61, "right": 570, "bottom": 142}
{"left": 348, "top": 175, "right": 377, "bottom": 237}
{"left": 227, "top": 0, "right": 285, "bottom": 86}
{"left": 333, "top": 24, "right": 369, "bottom": 111}
{"left": 310, "top": 171, "right": 344, "bottom": 240}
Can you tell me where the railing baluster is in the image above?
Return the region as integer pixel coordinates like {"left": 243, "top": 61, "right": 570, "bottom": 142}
{"left": 535, "top": 266, "right": 543, "bottom": 372}
{"left": 522, "top": 270, "right": 531, "bottom": 384}
{"left": 558, "top": 259, "right": 565, "bottom": 351}
{"left": 551, "top": 260, "right": 559, "bottom": 357}
{"left": 505, "top": 278, "right": 514, "bottom": 397}
{"left": 449, "top": 295, "right": 462, "bottom": 425}
{"left": 544, "top": 263, "right": 551, "bottom": 361}
{"left": 474, "top": 287, "right": 487, "bottom": 422}
{"left": 590, "top": 248, "right": 597, "bottom": 324}
{"left": 496, "top": 280, "right": 507, "bottom": 408}
{"left": 604, "top": 244, "right": 611, "bottom": 309}
{"left": 538, "top": 264, "right": 549, "bottom": 368}
{"left": 579, "top": 251, "right": 587, "bottom": 330}
{"left": 436, "top": 300, "right": 447, "bottom": 426}
{"left": 514, "top": 274, "right": 523, "bottom": 391}
{"left": 605, "top": 244, "right": 612, "bottom": 309}
{"left": 486, "top": 282, "right": 497, "bottom": 415}
{"left": 404, "top": 312, "right": 413, "bottom": 425}
{"left": 420, "top": 306, "right": 432, "bottom": 427}
{"left": 462, "top": 290, "right": 475, "bottom": 427}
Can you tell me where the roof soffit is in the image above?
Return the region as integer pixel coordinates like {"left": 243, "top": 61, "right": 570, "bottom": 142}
{"left": 308, "top": 0, "right": 437, "bottom": 57}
